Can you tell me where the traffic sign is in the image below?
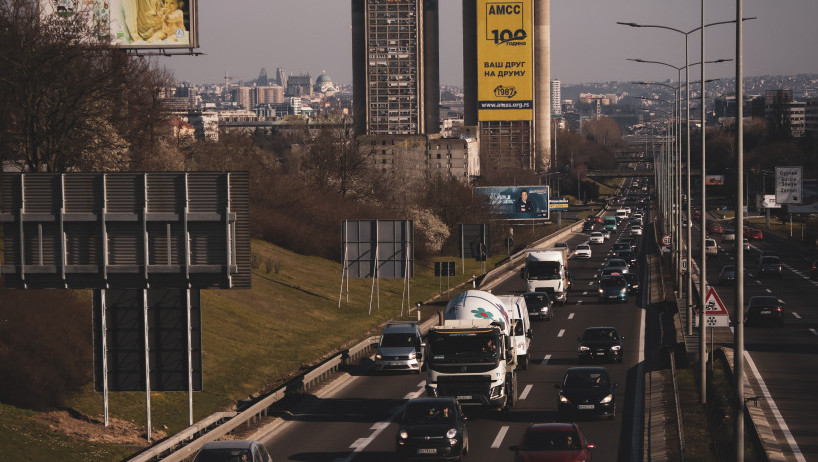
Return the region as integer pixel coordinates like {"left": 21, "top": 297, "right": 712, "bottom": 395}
{"left": 706, "top": 315, "right": 730, "bottom": 327}
{"left": 662, "top": 234, "right": 671, "bottom": 247}
{"left": 681, "top": 257, "right": 688, "bottom": 273}
{"left": 704, "top": 287, "right": 729, "bottom": 316}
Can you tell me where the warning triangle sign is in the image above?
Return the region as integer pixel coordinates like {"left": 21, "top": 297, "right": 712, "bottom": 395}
{"left": 704, "top": 287, "right": 729, "bottom": 316}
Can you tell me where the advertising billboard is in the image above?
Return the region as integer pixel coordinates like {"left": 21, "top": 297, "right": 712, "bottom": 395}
{"left": 476, "top": 186, "right": 550, "bottom": 220}
{"left": 785, "top": 179, "right": 818, "bottom": 213}
{"left": 476, "top": 0, "right": 534, "bottom": 121}
{"left": 705, "top": 175, "right": 725, "bottom": 186}
{"left": 775, "top": 166, "right": 802, "bottom": 204}
{"left": 39, "top": 0, "right": 199, "bottom": 49}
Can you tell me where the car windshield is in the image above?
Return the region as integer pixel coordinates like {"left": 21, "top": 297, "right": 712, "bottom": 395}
{"left": 750, "top": 297, "right": 779, "bottom": 308}
{"left": 721, "top": 266, "right": 735, "bottom": 273}
{"left": 520, "top": 430, "right": 582, "bottom": 451}
{"left": 600, "top": 277, "right": 625, "bottom": 287}
{"left": 577, "top": 245, "right": 589, "bottom": 250}
{"left": 381, "top": 333, "right": 417, "bottom": 348}
{"left": 524, "top": 293, "right": 549, "bottom": 308}
{"left": 761, "top": 257, "right": 780, "bottom": 264}
{"left": 527, "top": 261, "right": 561, "bottom": 280}
{"left": 607, "top": 259, "right": 626, "bottom": 267}
{"left": 564, "top": 371, "right": 610, "bottom": 389}
{"left": 403, "top": 402, "right": 456, "bottom": 425}
{"left": 583, "top": 329, "right": 619, "bottom": 341}
{"left": 194, "top": 449, "right": 252, "bottom": 462}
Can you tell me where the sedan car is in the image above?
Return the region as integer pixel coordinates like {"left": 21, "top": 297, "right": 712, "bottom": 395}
{"left": 509, "top": 423, "right": 595, "bottom": 461}
{"left": 582, "top": 221, "right": 596, "bottom": 232}
{"left": 193, "top": 441, "right": 274, "bottom": 462}
{"left": 524, "top": 291, "right": 553, "bottom": 321}
{"left": 722, "top": 228, "right": 736, "bottom": 241}
{"left": 708, "top": 222, "right": 723, "bottom": 234}
{"left": 574, "top": 244, "right": 592, "bottom": 259}
{"left": 756, "top": 256, "right": 782, "bottom": 277}
{"left": 601, "top": 228, "right": 612, "bottom": 240}
{"left": 395, "top": 397, "right": 469, "bottom": 461}
{"left": 589, "top": 232, "right": 604, "bottom": 244}
{"left": 705, "top": 238, "right": 718, "bottom": 257}
{"left": 555, "top": 367, "right": 618, "bottom": 420}
{"left": 718, "top": 265, "right": 736, "bottom": 285}
{"left": 577, "top": 327, "right": 623, "bottom": 363}
{"left": 630, "top": 225, "right": 643, "bottom": 236}
{"left": 745, "top": 227, "right": 764, "bottom": 240}
{"left": 745, "top": 296, "right": 784, "bottom": 326}
{"left": 597, "top": 275, "right": 629, "bottom": 303}
{"left": 604, "top": 258, "right": 630, "bottom": 274}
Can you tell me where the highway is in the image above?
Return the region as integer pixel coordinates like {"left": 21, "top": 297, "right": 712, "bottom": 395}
{"left": 259, "top": 208, "right": 653, "bottom": 462}
{"left": 688, "top": 217, "right": 818, "bottom": 461}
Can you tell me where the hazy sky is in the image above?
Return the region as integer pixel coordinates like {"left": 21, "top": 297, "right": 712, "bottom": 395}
{"left": 160, "top": 1, "right": 818, "bottom": 86}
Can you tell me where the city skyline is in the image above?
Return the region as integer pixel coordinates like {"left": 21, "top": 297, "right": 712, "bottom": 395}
{"left": 159, "top": 1, "right": 818, "bottom": 87}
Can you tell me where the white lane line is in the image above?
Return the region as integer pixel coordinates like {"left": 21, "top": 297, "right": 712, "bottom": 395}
{"left": 557, "top": 329, "right": 565, "bottom": 338}
{"left": 541, "top": 354, "right": 552, "bottom": 366}
{"left": 631, "top": 307, "right": 647, "bottom": 462}
{"left": 744, "top": 351, "right": 806, "bottom": 461}
{"left": 491, "top": 426, "right": 510, "bottom": 449}
{"left": 588, "top": 281, "right": 595, "bottom": 286}
{"left": 568, "top": 313, "right": 575, "bottom": 320}
{"left": 582, "top": 291, "right": 588, "bottom": 296}
{"left": 792, "top": 312, "right": 801, "bottom": 319}
{"left": 519, "top": 384, "right": 533, "bottom": 400}
{"left": 576, "top": 300, "right": 583, "bottom": 305}
{"left": 755, "top": 280, "right": 762, "bottom": 285}
{"left": 810, "top": 328, "right": 818, "bottom": 337}
{"left": 765, "top": 288, "right": 772, "bottom": 293}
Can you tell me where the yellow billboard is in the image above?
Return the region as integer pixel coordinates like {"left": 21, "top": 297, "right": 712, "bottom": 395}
{"left": 477, "top": 0, "right": 534, "bottom": 121}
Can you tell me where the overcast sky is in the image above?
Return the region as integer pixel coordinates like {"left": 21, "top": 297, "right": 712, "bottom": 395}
{"left": 160, "top": 1, "right": 818, "bottom": 86}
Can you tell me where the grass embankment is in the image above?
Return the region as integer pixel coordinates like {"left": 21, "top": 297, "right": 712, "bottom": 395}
{"left": 2, "top": 239, "right": 507, "bottom": 461}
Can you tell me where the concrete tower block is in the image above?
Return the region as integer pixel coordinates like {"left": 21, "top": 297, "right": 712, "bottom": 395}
{"left": 534, "top": 0, "right": 551, "bottom": 172}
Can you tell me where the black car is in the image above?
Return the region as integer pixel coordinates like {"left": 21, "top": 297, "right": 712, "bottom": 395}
{"left": 582, "top": 221, "right": 596, "bottom": 232}
{"left": 565, "top": 271, "right": 574, "bottom": 292}
{"left": 523, "top": 291, "right": 553, "bottom": 321}
{"left": 396, "top": 397, "right": 469, "bottom": 461}
{"left": 756, "top": 256, "right": 782, "bottom": 277}
{"left": 745, "top": 296, "right": 784, "bottom": 326}
{"left": 619, "top": 237, "right": 638, "bottom": 252}
{"left": 577, "top": 327, "right": 623, "bottom": 363}
{"left": 555, "top": 367, "right": 618, "bottom": 420}
{"left": 622, "top": 272, "right": 640, "bottom": 294}
{"left": 811, "top": 260, "right": 818, "bottom": 279}
{"left": 718, "top": 265, "right": 736, "bottom": 285}
{"left": 615, "top": 250, "right": 638, "bottom": 267}
{"left": 611, "top": 242, "right": 631, "bottom": 254}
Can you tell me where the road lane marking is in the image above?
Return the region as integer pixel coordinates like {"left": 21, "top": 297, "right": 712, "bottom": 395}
{"left": 792, "top": 312, "right": 801, "bottom": 319}
{"left": 576, "top": 300, "right": 583, "bottom": 305}
{"left": 491, "top": 426, "right": 509, "bottom": 449}
{"left": 743, "top": 350, "right": 806, "bottom": 461}
{"left": 765, "top": 288, "right": 772, "bottom": 293}
{"left": 541, "top": 354, "right": 552, "bottom": 366}
{"left": 755, "top": 280, "right": 762, "bottom": 285}
{"left": 568, "top": 313, "right": 575, "bottom": 320}
{"left": 519, "top": 384, "right": 533, "bottom": 400}
{"left": 582, "top": 291, "right": 588, "bottom": 296}
{"left": 811, "top": 328, "right": 818, "bottom": 337}
{"left": 588, "top": 281, "right": 595, "bottom": 286}
{"left": 557, "top": 329, "right": 565, "bottom": 338}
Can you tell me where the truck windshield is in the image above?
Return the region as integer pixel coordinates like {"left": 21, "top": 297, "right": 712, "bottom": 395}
{"left": 526, "top": 261, "right": 561, "bottom": 280}
{"left": 429, "top": 334, "right": 501, "bottom": 362}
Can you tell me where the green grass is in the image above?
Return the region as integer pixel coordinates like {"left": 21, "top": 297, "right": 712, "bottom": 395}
{"left": 2, "top": 240, "right": 506, "bottom": 460}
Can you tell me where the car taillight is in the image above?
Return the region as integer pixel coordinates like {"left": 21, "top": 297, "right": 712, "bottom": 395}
{"left": 776, "top": 307, "right": 783, "bottom": 312}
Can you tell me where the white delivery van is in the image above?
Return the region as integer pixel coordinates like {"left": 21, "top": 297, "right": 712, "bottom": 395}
{"left": 496, "top": 295, "right": 532, "bottom": 370}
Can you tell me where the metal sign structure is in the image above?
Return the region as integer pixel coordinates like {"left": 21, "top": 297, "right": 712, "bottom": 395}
{"left": 434, "top": 261, "right": 456, "bottom": 295}
{"left": 662, "top": 234, "right": 671, "bottom": 247}
{"left": 339, "top": 220, "right": 414, "bottom": 314}
{"left": 775, "top": 166, "right": 802, "bottom": 204}
{"left": 761, "top": 195, "right": 782, "bottom": 209}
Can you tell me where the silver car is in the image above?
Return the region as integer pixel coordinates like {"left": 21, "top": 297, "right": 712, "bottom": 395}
{"left": 373, "top": 322, "right": 424, "bottom": 373}
{"left": 193, "top": 440, "right": 273, "bottom": 462}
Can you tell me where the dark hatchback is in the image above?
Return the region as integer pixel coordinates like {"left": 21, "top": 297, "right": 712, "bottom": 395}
{"left": 395, "top": 397, "right": 469, "bottom": 461}
{"left": 556, "top": 367, "right": 618, "bottom": 420}
{"left": 578, "top": 327, "right": 623, "bottom": 363}
{"left": 524, "top": 291, "right": 553, "bottom": 321}
{"left": 509, "top": 423, "right": 595, "bottom": 462}
{"left": 745, "top": 296, "right": 784, "bottom": 326}
{"left": 582, "top": 221, "right": 596, "bottom": 232}
{"left": 598, "top": 275, "right": 629, "bottom": 303}
{"left": 718, "top": 265, "right": 736, "bottom": 285}
{"left": 756, "top": 256, "right": 782, "bottom": 277}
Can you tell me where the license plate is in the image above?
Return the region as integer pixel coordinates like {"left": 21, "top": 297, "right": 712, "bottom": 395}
{"left": 596, "top": 352, "right": 605, "bottom": 355}
{"left": 608, "top": 295, "right": 618, "bottom": 299}
{"left": 760, "top": 310, "right": 771, "bottom": 315}
{"left": 456, "top": 395, "right": 472, "bottom": 400}
{"left": 417, "top": 448, "right": 437, "bottom": 454}
{"left": 578, "top": 404, "right": 595, "bottom": 410}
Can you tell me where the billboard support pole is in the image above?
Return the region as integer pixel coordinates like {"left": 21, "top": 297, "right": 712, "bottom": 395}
{"left": 100, "top": 289, "right": 110, "bottom": 427}
{"left": 143, "top": 288, "right": 152, "bottom": 442}
{"left": 339, "top": 221, "right": 349, "bottom": 309}
{"left": 461, "top": 224, "right": 465, "bottom": 275}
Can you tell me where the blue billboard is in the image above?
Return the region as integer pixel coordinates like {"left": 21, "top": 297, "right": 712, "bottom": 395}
{"left": 475, "top": 186, "right": 550, "bottom": 220}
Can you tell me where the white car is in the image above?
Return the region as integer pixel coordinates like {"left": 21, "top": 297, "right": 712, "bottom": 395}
{"left": 630, "top": 225, "right": 643, "bottom": 236}
{"left": 574, "top": 244, "right": 592, "bottom": 258}
{"left": 589, "top": 232, "right": 604, "bottom": 244}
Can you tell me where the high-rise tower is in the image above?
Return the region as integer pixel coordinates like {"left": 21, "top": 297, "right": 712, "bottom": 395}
{"left": 352, "top": 0, "right": 440, "bottom": 136}
{"left": 551, "top": 79, "right": 561, "bottom": 115}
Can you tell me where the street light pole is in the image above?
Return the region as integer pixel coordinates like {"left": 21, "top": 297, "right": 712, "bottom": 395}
{"left": 699, "top": 0, "right": 708, "bottom": 405}
{"left": 735, "top": 0, "right": 746, "bottom": 458}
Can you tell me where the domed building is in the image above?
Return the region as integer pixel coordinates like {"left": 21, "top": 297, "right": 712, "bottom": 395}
{"left": 314, "top": 71, "right": 338, "bottom": 96}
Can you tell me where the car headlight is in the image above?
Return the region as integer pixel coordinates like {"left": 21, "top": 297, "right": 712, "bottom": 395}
{"left": 408, "top": 352, "right": 416, "bottom": 359}
{"left": 620, "top": 288, "right": 627, "bottom": 294}
{"left": 598, "top": 288, "right": 604, "bottom": 294}
{"left": 446, "top": 428, "right": 458, "bottom": 439}
{"left": 600, "top": 394, "right": 613, "bottom": 404}
{"left": 559, "top": 394, "right": 570, "bottom": 404}
{"left": 375, "top": 353, "right": 382, "bottom": 360}
{"left": 611, "top": 345, "right": 621, "bottom": 351}
{"left": 579, "top": 345, "right": 590, "bottom": 351}
{"left": 399, "top": 430, "right": 408, "bottom": 439}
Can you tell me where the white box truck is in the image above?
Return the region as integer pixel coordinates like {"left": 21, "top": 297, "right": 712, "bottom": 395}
{"left": 496, "top": 295, "right": 532, "bottom": 370}
{"left": 425, "top": 290, "right": 518, "bottom": 411}
{"left": 521, "top": 249, "right": 568, "bottom": 305}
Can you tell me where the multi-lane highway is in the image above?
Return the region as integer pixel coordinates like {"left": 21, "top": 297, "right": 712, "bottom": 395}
{"left": 690, "top": 218, "right": 818, "bottom": 461}
{"left": 258, "top": 207, "right": 653, "bottom": 462}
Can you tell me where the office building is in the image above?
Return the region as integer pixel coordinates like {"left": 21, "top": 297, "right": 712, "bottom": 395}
{"left": 351, "top": 0, "right": 439, "bottom": 136}
{"left": 551, "top": 79, "right": 561, "bottom": 115}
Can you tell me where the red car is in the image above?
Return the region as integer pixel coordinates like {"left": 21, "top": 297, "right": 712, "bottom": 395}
{"left": 708, "top": 223, "right": 723, "bottom": 234}
{"left": 510, "top": 423, "right": 595, "bottom": 461}
{"left": 745, "top": 227, "right": 764, "bottom": 240}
